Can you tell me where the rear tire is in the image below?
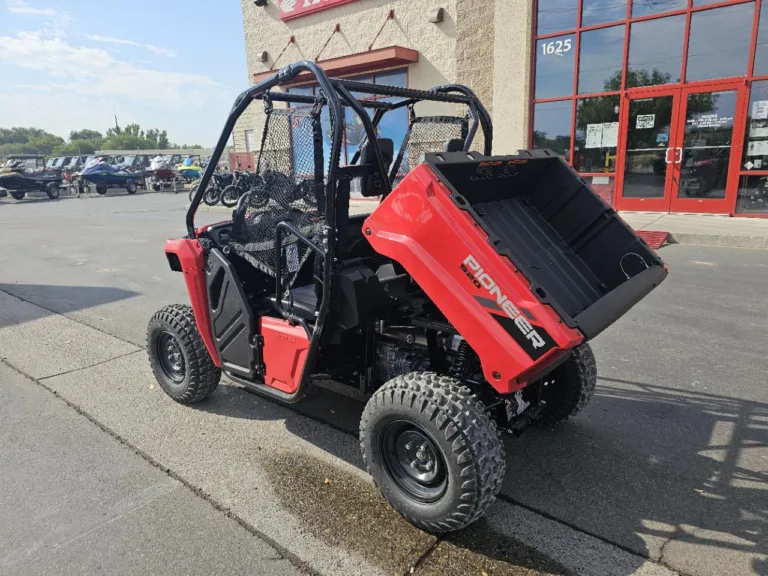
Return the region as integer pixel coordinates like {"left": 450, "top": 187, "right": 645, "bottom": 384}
{"left": 11, "top": 190, "right": 25, "bottom": 200}
{"left": 536, "top": 343, "right": 597, "bottom": 427}
{"left": 147, "top": 304, "right": 221, "bottom": 404}
{"left": 96, "top": 185, "right": 107, "bottom": 195}
{"left": 46, "top": 182, "right": 60, "bottom": 199}
{"left": 360, "top": 372, "right": 505, "bottom": 533}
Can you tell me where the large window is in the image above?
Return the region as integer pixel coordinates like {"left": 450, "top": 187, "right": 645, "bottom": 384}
{"left": 531, "top": 0, "right": 768, "bottom": 214}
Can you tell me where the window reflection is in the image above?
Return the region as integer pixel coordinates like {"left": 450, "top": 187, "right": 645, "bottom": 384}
{"left": 737, "top": 175, "right": 768, "bottom": 213}
{"left": 632, "top": 0, "right": 686, "bottom": 18}
{"left": 753, "top": 3, "right": 768, "bottom": 75}
{"left": 578, "top": 26, "right": 625, "bottom": 94}
{"left": 533, "top": 100, "right": 573, "bottom": 160}
{"left": 535, "top": 34, "right": 576, "bottom": 98}
{"left": 627, "top": 15, "right": 685, "bottom": 88}
{"left": 622, "top": 95, "right": 675, "bottom": 198}
{"left": 582, "top": 0, "right": 626, "bottom": 26}
{"left": 537, "top": 0, "right": 578, "bottom": 35}
{"left": 575, "top": 95, "right": 620, "bottom": 173}
{"left": 679, "top": 91, "right": 736, "bottom": 199}
{"left": 686, "top": 3, "right": 754, "bottom": 82}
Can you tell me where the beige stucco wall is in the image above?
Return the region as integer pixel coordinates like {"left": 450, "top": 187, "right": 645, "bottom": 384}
{"left": 492, "top": 0, "right": 534, "bottom": 153}
{"left": 234, "top": 0, "right": 533, "bottom": 156}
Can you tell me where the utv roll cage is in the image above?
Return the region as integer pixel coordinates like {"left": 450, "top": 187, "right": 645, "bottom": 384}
{"left": 188, "top": 60, "right": 492, "bottom": 235}
{"left": 186, "top": 61, "right": 493, "bottom": 402}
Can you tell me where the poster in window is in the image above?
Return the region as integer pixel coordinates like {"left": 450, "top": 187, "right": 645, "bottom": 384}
{"left": 750, "top": 121, "right": 768, "bottom": 138}
{"left": 747, "top": 140, "right": 768, "bottom": 156}
{"left": 585, "top": 124, "right": 603, "bottom": 149}
{"left": 636, "top": 114, "right": 655, "bottom": 129}
{"left": 601, "top": 122, "right": 619, "bottom": 148}
{"left": 752, "top": 100, "right": 768, "bottom": 120}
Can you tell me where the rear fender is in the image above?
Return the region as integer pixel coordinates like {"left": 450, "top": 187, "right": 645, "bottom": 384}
{"left": 164, "top": 238, "right": 221, "bottom": 367}
{"left": 363, "top": 164, "right": 583, "bottom": 394}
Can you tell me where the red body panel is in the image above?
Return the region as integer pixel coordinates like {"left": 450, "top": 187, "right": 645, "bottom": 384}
{"left": 165, "top": 238, "right": 221, "bottom": 367}
{"left": 364, "top": 164, "right": 584, "bottom": 394}
{"left": 260, "top": 317, "right": 310, "bottom": 394}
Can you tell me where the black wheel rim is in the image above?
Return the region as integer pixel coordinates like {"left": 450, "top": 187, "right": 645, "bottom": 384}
{"left": 155, "top": 331, "right": 186, "bottom": 383}
{"left": 380, "top": 420, "right": 447, "bottom": 503}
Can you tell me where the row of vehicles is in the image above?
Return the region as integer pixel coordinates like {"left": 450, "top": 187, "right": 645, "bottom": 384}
{"left": 0, "top": 153, "right": 208, "bottom": 200}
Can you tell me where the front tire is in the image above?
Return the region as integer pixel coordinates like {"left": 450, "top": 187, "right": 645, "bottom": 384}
{"left": 536, "top": 343, "right": 597, "bottom": 427}
{"left": 360, "top": 372, "right": 505, "bottom": 533}
{"left": 203, "top": 187, "right": 220, "bottom": 206}
{"left": 96, "top": 185, "right": 107, "bottom": 195}
{"left": 126, "top": 181, "right": 138, "bottom": 194}
{"left": 147, "top": 304, "right": 221, "bottom": 404}
{"left": 220, "top": 184, "right": 240, "bottom": 207}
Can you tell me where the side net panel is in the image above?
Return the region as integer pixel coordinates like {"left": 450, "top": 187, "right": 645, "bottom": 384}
{"left": 393, "top": 116, "right": 467, "bottom": 185}
{"left": 230, "top": 106, "right": 324, "bottom": 294}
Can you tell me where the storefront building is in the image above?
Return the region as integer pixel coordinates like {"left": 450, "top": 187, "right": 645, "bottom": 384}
{"left": 235, "top": 0, "right": 533, "bottom": 174}
{"left": 237, "top": 0, "right": 768, "bottom": 216}
{"left": 532, "top": 0, "right": 768, "bottom": 216}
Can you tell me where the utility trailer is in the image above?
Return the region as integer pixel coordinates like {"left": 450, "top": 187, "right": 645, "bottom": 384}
{"left": 146, "top": 61, "right": 667, "bottom": 532}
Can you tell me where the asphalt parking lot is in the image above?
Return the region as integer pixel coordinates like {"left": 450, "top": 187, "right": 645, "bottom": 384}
{"left": 1, "top": 191, "right": 766, "bottom": 575}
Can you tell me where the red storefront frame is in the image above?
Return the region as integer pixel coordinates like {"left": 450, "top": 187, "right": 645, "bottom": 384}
{"left": 530, "top": 0, "right": 768, "bottom": 216}
{"left": 614, "top": 80, "right": 750, "bottom": 213}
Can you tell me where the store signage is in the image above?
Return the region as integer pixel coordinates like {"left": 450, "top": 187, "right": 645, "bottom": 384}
{"left": 279, "top": 0, "right": 357, "bottom": 21}
{"left": 540, "top": 39, "right": 572, "bottom": 57}
{"left": 636, "top": 114, "right": 655, "bottom": 129}
{"left": 686, "top": 114, "right": 732, "bottom": 129}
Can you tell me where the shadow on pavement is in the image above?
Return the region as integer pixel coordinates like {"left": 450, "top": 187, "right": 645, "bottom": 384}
{"left": 202, "top": 376, "right": 768, "bottom": 574}
{"left": 499, "top": 379, "right": 768, "bottom": 574}
{"left": 0, "top": 284, "right": 139, "bottom": 328}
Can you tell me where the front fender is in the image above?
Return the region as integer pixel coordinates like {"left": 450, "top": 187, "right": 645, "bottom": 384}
{"left": 165, "top": 238, "right": 221, "bottom": 367}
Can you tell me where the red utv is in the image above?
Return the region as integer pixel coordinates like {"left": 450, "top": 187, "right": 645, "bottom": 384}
{"left": 147, "top": 62, "right": 667, "bottom": 532}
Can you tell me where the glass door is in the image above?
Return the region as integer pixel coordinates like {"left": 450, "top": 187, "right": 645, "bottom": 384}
{"left": 670, "top": 83, "right": 748, "bottom": 214}
{"left": 616, "top": 89, "right": 681, "bottom": 212}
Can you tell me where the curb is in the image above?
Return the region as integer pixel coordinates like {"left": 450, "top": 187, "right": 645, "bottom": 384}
{"left": 667, "top": 232, "right": 768, "bottom": 250}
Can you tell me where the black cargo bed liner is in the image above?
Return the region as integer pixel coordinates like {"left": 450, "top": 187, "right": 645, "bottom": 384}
{"left": 425, "top": 149, "right": 667, "bottom": 339}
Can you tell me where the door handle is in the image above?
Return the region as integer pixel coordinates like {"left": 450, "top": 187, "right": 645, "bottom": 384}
{"left": 665, "top": 147, "right": 674, "bottom": 164}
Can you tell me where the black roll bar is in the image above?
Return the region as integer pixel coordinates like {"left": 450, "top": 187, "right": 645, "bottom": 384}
{"left": 185, "top": 62, "right": 493, "bottom": 403}
{"left": 186, "top": 61, "right": 344, "bottom": 239}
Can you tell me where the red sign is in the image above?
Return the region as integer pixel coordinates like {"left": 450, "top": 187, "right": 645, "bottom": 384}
{"left": 278, "top": 0, "right": 358, "bottom": 21}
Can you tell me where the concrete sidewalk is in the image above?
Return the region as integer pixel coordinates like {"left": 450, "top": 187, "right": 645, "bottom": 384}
{"left": 620, "top": 212, "right": 768, "bottom": 249}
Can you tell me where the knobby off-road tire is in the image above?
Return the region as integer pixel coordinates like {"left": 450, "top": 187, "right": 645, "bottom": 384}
{"left": 537, "top": 343, "right": 597, "bottom": 427}
{"left": 360, "top": 372, "right": 505, "bottom": 533}
{"left": 147, "top": 304, "right": 221, "bottom": 404}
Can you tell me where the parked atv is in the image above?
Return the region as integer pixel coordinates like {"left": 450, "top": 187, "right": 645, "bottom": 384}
{"left": 147, "top": 62, "right": 668, "bottom": 533}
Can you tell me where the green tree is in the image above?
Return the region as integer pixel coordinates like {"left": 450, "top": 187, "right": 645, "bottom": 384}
{"left": 69, "top": 129, "right": 103, "bottom": 142}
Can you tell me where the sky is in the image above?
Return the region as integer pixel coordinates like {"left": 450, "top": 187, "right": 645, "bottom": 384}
{"left": 0, "top": 0, "right": 248, "bottom": 146}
